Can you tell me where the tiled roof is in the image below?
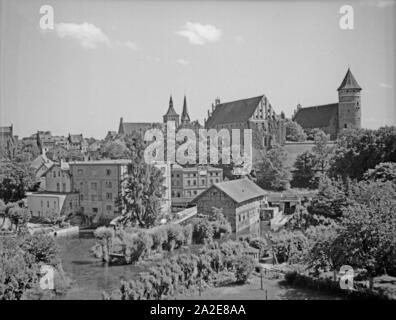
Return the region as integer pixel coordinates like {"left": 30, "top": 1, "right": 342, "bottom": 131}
{"left": 193, "top": 178, "right": 266, "bottom": 204}
{"left": 164, "top": 96, "right": 179, "bottom": 117}
{"left": 205, "top": 95, "right": 264, "bottom": 128}
{"left": 120, "top": 122, "right": 161, "bottom": 135}
{"left": 68, "top": 159, "right": 131, "bottom": 165}
{"left": 338, "top": 68, "right": 361, "bottom": 91}
{"left": 293, "top": 103, "right": 338, "bottom": 128}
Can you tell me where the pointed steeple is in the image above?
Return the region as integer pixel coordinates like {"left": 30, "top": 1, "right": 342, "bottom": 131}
{"left": 338, "top": 68, "right": 361, "bottom": 91}
{"left": 181, "top": 95, "right": 190, "bottom": 124}
{"left": 163, "top": 95, "right": 180, "bottom": 126}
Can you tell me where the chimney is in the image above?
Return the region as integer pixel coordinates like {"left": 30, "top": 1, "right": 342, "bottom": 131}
{"left": 215, "top": 97, "right": 220, "bottom": 105}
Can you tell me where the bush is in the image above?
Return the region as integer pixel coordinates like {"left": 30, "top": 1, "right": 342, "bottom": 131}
{"left": 164, "top": 224, "right": 185, "bottom": 250}
{"left": 235, "top": 255, "right": 256, "bottom": 284}
{"left": 182, "top": 224, "right": 193, "bottom": 245}
{"left": 214, "top": 270, "right": 236, "bottom": 287}
{"left": 192, "top": 218, "right": 214, "bottom": 244}
{"left": 150, "top": 227, "right": 167, "bottom": 252}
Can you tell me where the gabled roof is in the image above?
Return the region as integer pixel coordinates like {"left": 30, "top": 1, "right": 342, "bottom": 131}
{"left": 293, "top": 103, "right": 338, "bottom": 128}
{"left": 120, "top": 122, "right": 161, "bottom": 135}
{"left": 205, "top": 95, "right": 264, "bottom": 128}
{"left": 338, "top": 68, "right": 361, "bottom": 91}
{"left": 192, "top": 178, "right": 266, "bottom": 204}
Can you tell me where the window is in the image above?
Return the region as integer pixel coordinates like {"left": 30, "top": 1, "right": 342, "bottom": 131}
{"left": 344, "top": 124, "right": 347, "bottom": 128}
{"left": 106, "top": 193, "right": 112, "bottom": 200}
{"left": 69, "top": 202, "right": 72, "bottom": 209}
{"left": 91, "top": 182, "right": 97, "bottom": 190}
{"left": 56, "top": 183, "right": 60, "bottom": 191}
{"left": 47, "top": 201, "right": 49, "bottom": 208}
{"left": 62, "top": 183, "right": 66, "bottom": 192}
{"left": 193, "top": 180, "right": 196, "bottom": 186}
{"left": 58, "top": 171, "right": 61, "bottom": 177}
{"left": 93, "top": 208, "right": 98, "bottom": 213}
{"left": 105, "top": 181, "right": 112, "bottom": 188}
{"left": 106, "top": 205, "right": 112, "bottom": 211}
{"left": 106, "top": 169, "right": 111, "bottom": 176}
{"left": 78, "top": 169, "right": 83, "bottom": 176}
{"left": 80, "top": 194, "right": 84, "bottom": 201}
{"left": 91, "top": 195, "right": 97, "bottom": 201}
{"left": 53, "top": 171, "right": 56, "bottom": 178}
{"left": 187, "top": 180, "right": 191, "bottom": 186}
{"left": 41, "top": 200, "right": 43, "bottom": 207}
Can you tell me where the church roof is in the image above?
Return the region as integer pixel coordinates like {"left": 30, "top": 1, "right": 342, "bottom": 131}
{"left": 338, "top": 68, "right": 361, "bottom": 91}
{"left": 293, "top": 103, "right": 338, "bottom": 128}
{"left": 181, "top": 95, "right": 190, "bottom": 122}
{"left": 205, "top": 95, "right": 264, "bottom": 128}
{"left": 164, "top": 96, "right": 179, "bottom": 117}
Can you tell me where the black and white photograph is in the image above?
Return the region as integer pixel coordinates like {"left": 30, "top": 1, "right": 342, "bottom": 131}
{"left": 0, "top": 0, "right": 396, "bottom": 307}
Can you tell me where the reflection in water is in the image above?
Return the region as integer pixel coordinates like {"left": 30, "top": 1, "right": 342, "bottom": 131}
{"left": 56, "top": 230, "right": 144, "bottom": 300}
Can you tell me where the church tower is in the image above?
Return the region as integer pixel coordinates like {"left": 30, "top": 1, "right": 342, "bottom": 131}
{"left": 163, "top": 95, "right": 180, "bottom": 127}
{"left": 337, "top": 68, "right": 362, "bottom": 132}
{"left": 180, "top": 95, "right": 190, "bottom": 125}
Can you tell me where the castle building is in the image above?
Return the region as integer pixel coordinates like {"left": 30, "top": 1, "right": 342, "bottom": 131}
{"left": 204, "top": 95, "right": 286, "bottom": 150}
{"left": 163, "top": 96, "right": 180, "bottom": 127}
{"left": 292, "top": 68, "right": 362, "bottom": 140}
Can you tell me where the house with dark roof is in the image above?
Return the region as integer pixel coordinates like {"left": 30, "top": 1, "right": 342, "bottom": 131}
{"left": 204, "top": 95, "right": 285, "bottom": 150}
{"left": 191, "top": 178, "right": 265, "bottom": 237}
{"left": 293, "top": 68, "right": 362, "bottom": 140}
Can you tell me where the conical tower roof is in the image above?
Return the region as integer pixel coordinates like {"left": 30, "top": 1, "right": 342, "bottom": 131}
{"left": 181, "top": 95, "right": 190, "bottom": 123}
{"left": 164, "top": 95, "right": 179, "bottom": 117}
{"left": 338, "top": 68, "right": 361, "bottom": 91}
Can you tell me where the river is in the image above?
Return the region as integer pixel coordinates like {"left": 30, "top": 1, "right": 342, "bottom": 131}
{"left": 56, "top": 230, "right": 343, "bottom": 300}
{"left": 56, "top": 230, "right": 145, "bottom": 300}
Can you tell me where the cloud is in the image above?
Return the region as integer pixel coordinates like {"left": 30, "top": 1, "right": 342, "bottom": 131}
{"left": 54, "top": 22, "right": 110, "bottom": 49}
{"left": 177, "top": 58, "right": 190, "bottom": 66}
{"left": 380, "top": 82, "right": 392, "bottom": 89}
{"left": 177, "top": 22, "right": 222, "bottom": 45}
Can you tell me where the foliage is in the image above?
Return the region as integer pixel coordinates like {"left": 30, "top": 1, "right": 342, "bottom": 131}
{"left": 291, "top": 129, "right": 334, "bottom": 189}
{"left": 234, "top": 255, "right": 256, "bottom": 283}
{"left": 329, "top": 126, "right": 396, "bottom": 180}
{"left": 109, "top": 239, "right": 256, "bottom": 300}
{"left": 285, "top": 119, "right": 307, "bottom": 142}
{"left": 119, "top": 134, "right": 165, "bottom": 228}
{"left": 270, "top": 230, "right": 310, "bottom": 264}
{"left": 100, "top": 139, "right": 130, "bottom": 159}
{"left": 0, "top": 159, "right": 38, "bottom": 203}
{"left": 256, "top": 144, "right": 292, "bottom": 191}
{"left": 0, "top": 234, "right": 65, "bottom": 300}
{"left": 287, "top": 204, "right": 335, "bottom": 231}
{"left": 192, "top": 218, "right": 214, "bottom": 244}
{"left": 46, "top": 147, "right": 68, "bottom": 161}
{"left": 363, "top": 162, "right": 396, "bottom": 183}
{"left": 308, "top": 176, "right": 353, "bottom": 219}
{"left": 8, "top": 206, "right": 30, "bottom": 233}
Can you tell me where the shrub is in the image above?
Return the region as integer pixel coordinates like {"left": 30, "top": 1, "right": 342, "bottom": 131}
{"left": 164, "top": 224, "right": 185, "bottom": 250}
{"left": 214, "top": 270, "right": 236, "bottom": 287}
{"left": 192, "top": 218, "right": 214, "bottom": 244}
{"left": 235, "top": 255, "right": 256, "bottom": 284}
{"left": 182, "top": 224, "right": 193, "bottom": 245}
{"left": 150, "top": 227, "right": 167, "bottom": 252}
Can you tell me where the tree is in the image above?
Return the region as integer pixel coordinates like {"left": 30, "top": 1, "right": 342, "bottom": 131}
{"left": 256, "top": 144, "right": 291, "bottom": 191}
{"left": 100, "top": 139, "right": 130, "bottom": 159}
{"left": 291, "top": 129, "right": 334, "bottom": 189}
{"left": 46, "top": 146, "right": 68, "bottom": 161}
{"left": 285, "top": 119, "right": 307, "bottom": 142}
{"left": 270, "top": 230, "right": 310, "bottom": 264}
{"left": 335, "top": 199, "right": 396, "bottom": 284}
{"left": 118, "top": 134, "right": 165, "bottom": 228}
{"left": 0, "top": 159, "right": 38, "bottom": 203}
{"left": 363, "top": 162, "right": 396, "bottom": 183}
{"left": 330, "top": 126, "right": 396, "bottom": 180}
{"left": 8, "top": 206, "right": 30, "bottom": 233}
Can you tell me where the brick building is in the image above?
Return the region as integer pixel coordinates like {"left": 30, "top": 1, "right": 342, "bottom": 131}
{"left": 204, "top": 95, "right": 286, "bottom": 150}
{"left": 191, "top": 178, "right": 265, "bottom": 237}
{"left": 293, "top": 68, "right": 362, "bottom": 140}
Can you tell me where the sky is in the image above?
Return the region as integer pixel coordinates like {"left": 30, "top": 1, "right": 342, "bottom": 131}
{"left": 0, "top": 0, "right": 395, "bottom": 139}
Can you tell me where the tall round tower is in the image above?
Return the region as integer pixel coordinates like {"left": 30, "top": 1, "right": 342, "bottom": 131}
{"left": 337, "top": 68, "right": 362, "bottom": 132}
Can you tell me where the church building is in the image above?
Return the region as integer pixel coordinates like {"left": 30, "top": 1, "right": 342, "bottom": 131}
{"left": 292, "top": 68, "right": 362, "bottom": 140}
